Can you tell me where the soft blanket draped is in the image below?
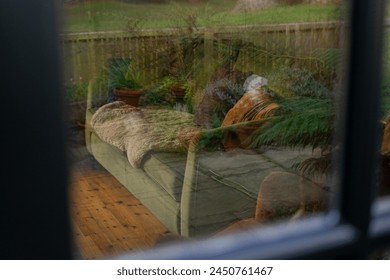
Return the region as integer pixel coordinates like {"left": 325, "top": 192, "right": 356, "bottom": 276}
{"left": 90, "top": 101, "right": 195, "bottom": 168}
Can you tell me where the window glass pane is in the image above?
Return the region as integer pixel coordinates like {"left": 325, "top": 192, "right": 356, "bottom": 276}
{"left": 61, "top": 0, "right": 345, "bottom": 259}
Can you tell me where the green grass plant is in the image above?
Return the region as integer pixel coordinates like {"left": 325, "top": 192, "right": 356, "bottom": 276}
{"left": 64, "top": 77, "right": 89, "bottom": 102}
{"left": 62, "top": 1, "right": 340, "bottom": 33}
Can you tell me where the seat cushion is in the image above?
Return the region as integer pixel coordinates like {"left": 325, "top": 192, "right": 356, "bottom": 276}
{"left": 143, "top": 147, "right": 317, "bottom": 210}
{"left": 180, "top": 146, "right": 322, "bottom": 237}
{"left": 142, "top": 152, "right": 187, "bottom": 202}
{"left": 194, "top": 149, "right": 284, "bottom": 199}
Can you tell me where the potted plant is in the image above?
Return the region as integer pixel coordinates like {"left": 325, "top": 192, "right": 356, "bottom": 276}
{"left": 157, "top": 76, "right": 188, "bottom": 102}
{"left": 108, "top": 58, "right": 144, "bottom": 107}
{"left": 139, "top": 76, "right": 197, "bottom": 112}
{"left": 139, "top": 83, "right": 175, "bottom": 107}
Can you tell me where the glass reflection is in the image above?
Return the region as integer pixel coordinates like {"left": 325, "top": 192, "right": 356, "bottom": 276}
{"left": 62, "top": 0, "right": 344, "bottom": 259}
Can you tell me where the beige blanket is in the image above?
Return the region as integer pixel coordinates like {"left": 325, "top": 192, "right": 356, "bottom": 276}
{"left": 90, "top": 101, "right": 195, "bottom": 168}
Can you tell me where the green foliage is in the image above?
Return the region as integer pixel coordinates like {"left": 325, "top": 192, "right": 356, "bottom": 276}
{"left": 211, "top": 113, "right": 222, "bottom": 128}
{"left": 108, "top": 58, "right": 143, "bottom": 89}
{"left": 311, "top": 48, "right": 343, "bottom": 80}
{"left": 183, "top": 80, "right": 195, "bottom": 113}
{"left": 239, "top": 65, "right": 337, "bottom": 177}
{"left": 293, "top": 152, "right": 332, "bottom": 178}
{"left": 63, "top": 1, "right": 340, "bottom": 32}
{"left": 196, "top": 127, "right": 225, "bottom": 151}
{"left": 158, "top": 76, "right": 182, "bottom": 91}
{"left": 382, "top": 76, "right": 390, "bottom": 119}
{"left": 267, "top": 66, "right": 331, "bottom": 98}
{"left": 140, "top": 76, "right": 196, "bottom": 108}
{"left": 275, "top": 0, "right": 308, "bottom": 5}
{"left": 140, "top": 82, "right": 175, "bottom": 107}
{"left": 250, "top": 95, "right": 334, "bottom": 150}
{"left": 238, "top": 44, "right": 342, "bottom": 92}
{"left": 64, "top": 77, "right": 88, "bottom": 102}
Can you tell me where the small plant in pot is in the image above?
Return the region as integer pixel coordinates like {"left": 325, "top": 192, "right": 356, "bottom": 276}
{"left": 139, "top": 83, "right": 175, "bottom": 108}
{"left": 109, "top": 58, "right": 144, "bottom": 107}
{"left": 158, "top": 76, "right": 188, "bottom": 102}
{"left": 139, "top": 76, "right": 195, "bottom": 112}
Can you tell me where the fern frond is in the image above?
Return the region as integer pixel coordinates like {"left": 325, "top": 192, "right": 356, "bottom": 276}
{"left": 294, "top": 152, "right": 333, "bottom": 178}
{"left": 249, "top": 96, "right": 334, "bottom": 149}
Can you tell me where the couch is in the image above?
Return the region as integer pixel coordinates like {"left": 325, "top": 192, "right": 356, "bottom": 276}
{"left": 84, "top": 81, "right": 329, "bottom": 237}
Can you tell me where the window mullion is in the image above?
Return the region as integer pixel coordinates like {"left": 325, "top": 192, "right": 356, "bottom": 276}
{"left": 333, "top": 0, "right": 385, "bottom": 257}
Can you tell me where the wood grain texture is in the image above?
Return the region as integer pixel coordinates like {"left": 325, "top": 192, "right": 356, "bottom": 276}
{"left": 69, "top": 153, "right": 169, "bottom": 259}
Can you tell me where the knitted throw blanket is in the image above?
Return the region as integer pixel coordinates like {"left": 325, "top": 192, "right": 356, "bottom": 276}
{"left": 90, "top": 101, "right": 195, "bottom": 168}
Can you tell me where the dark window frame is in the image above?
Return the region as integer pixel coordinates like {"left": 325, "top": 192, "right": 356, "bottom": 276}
{"left": 1, "top": 0, "right": 390, "bottom": 260}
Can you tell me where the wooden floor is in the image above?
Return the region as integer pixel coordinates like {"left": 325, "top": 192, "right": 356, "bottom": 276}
{"left": 67, "top": 128, "right": 170, "bottom": 259}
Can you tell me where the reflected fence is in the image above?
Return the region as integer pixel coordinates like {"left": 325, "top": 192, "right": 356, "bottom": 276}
{"left": 60, "top": 21, "right": 345, "bottom": 88}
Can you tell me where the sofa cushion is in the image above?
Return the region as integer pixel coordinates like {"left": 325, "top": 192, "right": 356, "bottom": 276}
{"left": 180, "top": 146, "right": 324, "bottom": 237}
{"left": 195, "top": 149, "right": 284, "bottom": 198}
{"left": 194, "top": 147, "right": 316, "bottom": 197}
{"left": 142, "top": 152, "right": 187, "bottom": 202}
{"left": 142, "top": 147, "right": 319, "bottom": 219}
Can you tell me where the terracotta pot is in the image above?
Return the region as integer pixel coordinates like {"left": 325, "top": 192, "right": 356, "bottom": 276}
{"left": 114, "top": 87, "right": 144, "bottom": 107}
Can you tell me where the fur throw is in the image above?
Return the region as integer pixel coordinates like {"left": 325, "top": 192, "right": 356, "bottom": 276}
{"left": 90, "top": 101, "right": 195, "bottom": 168}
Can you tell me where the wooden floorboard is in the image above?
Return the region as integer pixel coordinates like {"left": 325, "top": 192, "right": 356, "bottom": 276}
{"left": 68, "top": 135, "right": 169, "bottom": 259}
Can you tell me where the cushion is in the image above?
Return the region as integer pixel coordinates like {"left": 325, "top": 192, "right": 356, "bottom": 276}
{"left": 255, "top": 171, "right": 329, "bottom": 221}
{"left": 142, "top": 152, "right": 187, "bottom": 202}
{"left": 221, "top": 88, "right": 279, "bottom": 149}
